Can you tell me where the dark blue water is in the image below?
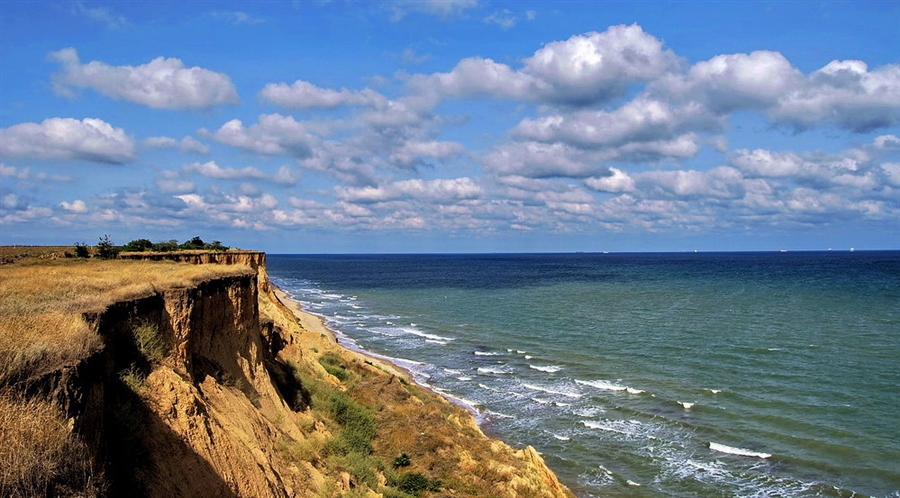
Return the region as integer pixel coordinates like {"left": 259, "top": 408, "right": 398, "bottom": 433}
{"left": 268, "top": 252, "right": 900, "bottom": 497}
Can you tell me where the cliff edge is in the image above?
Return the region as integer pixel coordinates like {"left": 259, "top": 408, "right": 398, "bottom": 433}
{"left": 0, "top": 251, "right": 572, "bottom": 497}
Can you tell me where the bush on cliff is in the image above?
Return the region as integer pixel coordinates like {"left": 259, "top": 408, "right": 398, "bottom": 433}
{"left": 119, "top": 236, "right": 230, "bottom": 253}
{"left": 96, "top": 235, "right": 119, "bottom": 260}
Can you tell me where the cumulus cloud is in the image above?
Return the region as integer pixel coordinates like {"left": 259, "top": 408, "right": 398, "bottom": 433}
{"left": 388, "top": 140, "right": 465, "bottom": 167}
{"left": 585, "top": 168, "right": 636, "bottom": 193}
{"left": 655, "top": 52, "right": 899, "bottom": 132}
{"left": 183, "top": 161, "right": 266, "bottom": 181}
{"left": 59, "top": 199, "right": 89, "bottom": 213}
{"left": 260, "top": 80, "right": 387, "bottom": 109}
{"left": 72, "top": 1, "right": 127, "bottom": 29}
{"left": 210, "top": 10, "right": 265, "bottom": 25}
{"left": 409, "top": 24, "right": 678, "bottom": 106}
{"left": 773, "top": 60, "right": 900, "bottom": 132}
{"left": 144, "top": 135, "right": 210, "bottom": 154}
{"left": 0, "top": 117, "right": 136, "bottom": 164}
{"left": 50, "top": 48, "right": 239, "bottom": 110}
{"left": 203, "top": 114, "right": 319, "bottom": 157}
{"left": 388, "top": 0, "right": 479, "bottom": 20}
{"left": 522, "top": 24, "right": 679, "bottom": 105}
{"left": 336, "top": 177, "right": 483, "bottom": 204}
{"left": 657, "top": 51, "right": 802, "bottom": 113}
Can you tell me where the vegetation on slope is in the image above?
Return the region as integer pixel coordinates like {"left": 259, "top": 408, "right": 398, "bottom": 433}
{"left": 0, "top": 249, "right": 571, "bottom": 497}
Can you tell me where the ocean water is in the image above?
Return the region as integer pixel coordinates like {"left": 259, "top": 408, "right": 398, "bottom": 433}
{"left": 267, "top": 252, "right": 900, "bottom": 497}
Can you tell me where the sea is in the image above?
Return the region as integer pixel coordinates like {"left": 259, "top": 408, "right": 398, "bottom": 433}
{"left": 267, "top": 251, "right": 900, "bottom": 497}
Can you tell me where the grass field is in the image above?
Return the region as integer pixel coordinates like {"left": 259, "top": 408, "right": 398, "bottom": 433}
{"left": 0, "top": 255, "right": 252, "bottom": 385}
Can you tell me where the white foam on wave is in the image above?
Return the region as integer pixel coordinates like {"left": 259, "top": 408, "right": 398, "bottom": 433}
{"left": 477, "top": 366, "right": 509, "bottom": 375}
{"left": 524, "top": 355, "right": 533, "bottom": 359}
{"left": 708, "top": 442, "right": 771, "bottom": 459}
{"left": 706, "top": 388, "right": 722, "bottom": 394}
{"left": 523, "top": 383, "right": 582, "bottom": 399}
{"left": 552, "top": 434, "right": 570, "bottom": 441}
{"left": 444, "top": 368, "right": 462, "bottom": 375}
{"left": 582, "top": 420, "right": 631, "bottom": 435}
{"left": 529, "top": 365, "right": 563, "bottom": 373}
{"left": 576, "top": 379, "right": 626, "bottom": 391}
{"left": 681, "top": 402, "right": 695, "bottom": 410}
{"left": 626, "top": 480, "right": 641, "bottom": 487}
{"left": 457, "top": 376, "right": 472, "bottom": 381}
{"left": 626, "top": 387, "right": 646, "bottom": 395}
{"left": 573, "top": 407, "right": 605, "bottom": 417}
{"left": 531, "top": 397, "right": 551, "bottom": 404}
{"left": 474, "top": 351, "right": 499, "bottom": 356}
{"left": 403, "top": 327, "right": 454, "bottom": 342}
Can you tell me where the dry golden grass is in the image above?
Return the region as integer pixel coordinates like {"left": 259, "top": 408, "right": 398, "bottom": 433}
{"left": 0, "top": 390, "right": 101, "bottom": 497}
{"left": 0, "top": 246, "right": 78, "bottom": 264}
{"left": 0, "top": 257, "right": 253, "bottom": 385}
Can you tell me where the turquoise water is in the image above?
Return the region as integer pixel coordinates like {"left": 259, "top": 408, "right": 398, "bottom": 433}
{"left": 268, "top": 252, "right": 900, "bottom": 497}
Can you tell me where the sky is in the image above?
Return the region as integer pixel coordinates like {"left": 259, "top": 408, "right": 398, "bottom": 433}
{"left": 1, "top": 1, "right": 898, "bottom": 253}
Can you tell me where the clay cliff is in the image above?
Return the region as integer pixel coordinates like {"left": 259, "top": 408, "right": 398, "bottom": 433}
{"left": 4, "top": 252, "right": 572, "bottom": 497}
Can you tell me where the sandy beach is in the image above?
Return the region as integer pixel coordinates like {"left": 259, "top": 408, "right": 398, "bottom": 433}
{"left": 272, "top": 285, "right": 415, "bottom": 382}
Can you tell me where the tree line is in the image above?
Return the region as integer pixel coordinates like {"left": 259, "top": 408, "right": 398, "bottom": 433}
{"left": 75, "top": 235, "right": 229, "bottom": 259}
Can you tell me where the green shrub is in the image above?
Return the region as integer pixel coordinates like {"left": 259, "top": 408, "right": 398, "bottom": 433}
{"left": 73, "top": 242, "right": 90, "bottom": 258}
{"left": 397, "top": 473, "right": 434, "bottom": 496}
{"left": 119, "top": 365, "right": 145, "bottom": 392}
{"left": 121, "top": 238, "right": 154, "bottom": 252}
{"left": 392, "top": 453, "right": 411, "bottom": 469}
{"left": 95, "top": 234, "right": 119, "bottom": 260}
{"left": 131, "top": 323, "right": 169, "bottom": 364}
{"left": 318, "top": 353, "right": 351, "bottom": 382}
{"left": 328, "top": 393, "right": 376, "bottom": 455}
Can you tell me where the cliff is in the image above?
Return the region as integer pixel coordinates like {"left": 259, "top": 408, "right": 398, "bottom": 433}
{"left": 1, "top": 252, "right": 572, "bottom": 497}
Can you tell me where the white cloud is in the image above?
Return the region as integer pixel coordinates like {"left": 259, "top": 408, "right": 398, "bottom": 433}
{"left": 514, "top": 96, "right": 717, "bottom": 150}
{"left": 210, "top": 10, "right": 265, "bottom": 25}
{"left": 657, "top": 50, "right": 802, "bottom": 113}
{"left": 655, "top": 52, "right": 899, "bottom": 132}
{"left": 50, "top": 48, "right": 239, "bottom": 110}
{"left": 183, "top": 161, "right": 266, "bottom": 180}
{"left": 60, "top": 199, "right": 89, "bottom": 213}
{"left": 72, "top": 1, "right": 127, "bottom": 29}
{"left": 203, "top": 114, "right": 319, "bottom": 157}
{"left": 0, "top": 117, "right": 136, "bottom": 164}
{"left": 388, "top": 140, "right": 465, "bottom": 167}
{"left": 409, "top": 24, "right": 677, "bottom": 106}
{"left": 389, "top": 0, "right": 479, "bottom": 20}
{"left": 272, "top": 166, "right": 300, "bottom": 185}
{"left": 484, "top": 9, "right": 518, "bottom": 29}
{"left": 585, "top": 168, "right": 635, "bottom": 193}
{"left": 336, "top": 177, "right": 483, "bottom": 204}
{"left": 523, "top": 24, "right": 679, "bottom": 105}
{"left": 144, "top": 135, "right": 209, "bottom": 154}
{"left": 773, "top": 60, "right": 900, "bottom": 132}
{"left": 260, "top": 80, "right": 387, "bottom": 109}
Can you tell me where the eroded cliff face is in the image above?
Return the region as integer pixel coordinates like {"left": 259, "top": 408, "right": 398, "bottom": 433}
{"left": 54, "top": 255, "right": 572, "bottom": 497}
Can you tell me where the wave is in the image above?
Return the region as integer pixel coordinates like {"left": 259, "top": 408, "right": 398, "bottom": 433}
{"left": 402, "top": 326, "right": 454, "bottom": 342}
{"left": 709, "top": 441, "right": 772, "bottom": 459}
{"left": 474, "top": 351, "right": 500, "bottom": 356}
{"left": 522, "top": 383, "right": 582, "bottom": 399}
{"left": 529, "top": 365, "right": 563, "bottom": 373}
{"left": 680, "top": 402, "right": 695, "bottom": 410}
{"left": 576, "top": 379, "right": 644, "bottom": 394}
{"left": 477, "top": 366, "right": 510, "bottom": 375}
{"left": 582, "top": 420, "right": 636, "bottom": 435}
{"left": 552, "top": 434, "right": 570, "bottom": 441}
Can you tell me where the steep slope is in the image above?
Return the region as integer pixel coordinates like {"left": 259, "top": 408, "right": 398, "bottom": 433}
{"left": 1, "top": 252, "right": 572, "bottom": 497}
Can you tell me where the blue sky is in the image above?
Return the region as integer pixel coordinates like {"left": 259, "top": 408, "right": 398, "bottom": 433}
{"left": 1, "top": 1, "right": 898, "bottom": 253}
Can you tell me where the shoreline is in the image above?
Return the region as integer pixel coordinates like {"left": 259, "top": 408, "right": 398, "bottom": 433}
{"left": 271, "top": 284, "right": 486, "bottom": 420}
{"left": 272, "top": 285, "right": 419, "bottom": 385}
